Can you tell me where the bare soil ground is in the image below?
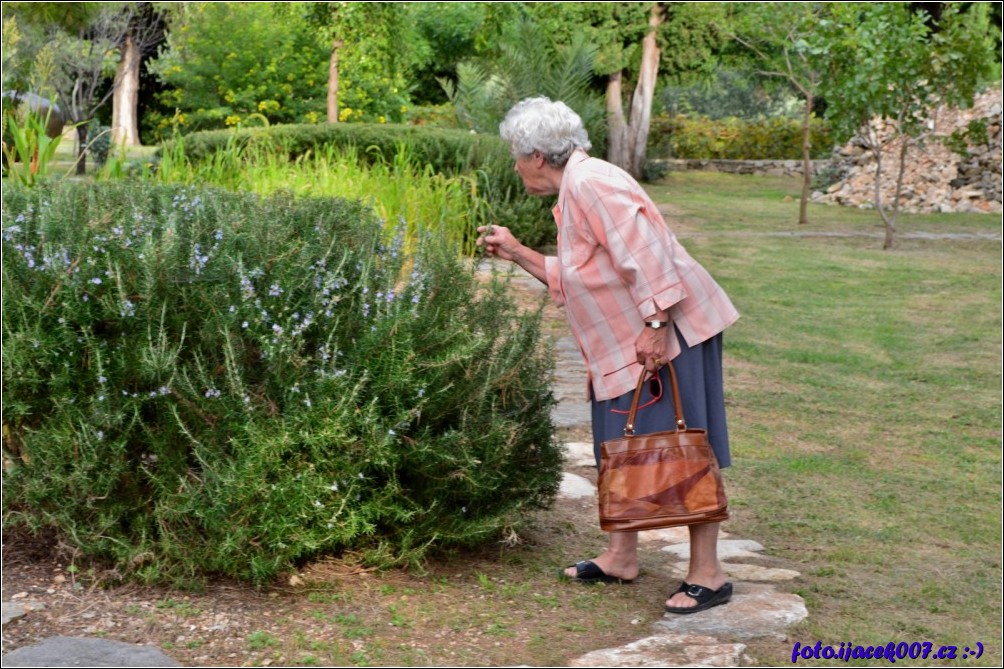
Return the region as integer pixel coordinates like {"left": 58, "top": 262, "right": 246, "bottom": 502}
{"left": 2, "top": 482, "right": 704, "bottom": 667}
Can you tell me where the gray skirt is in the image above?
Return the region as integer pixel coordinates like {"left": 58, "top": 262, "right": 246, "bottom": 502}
{"left": 590, "top": 326, "right": 731, "bottom": 469}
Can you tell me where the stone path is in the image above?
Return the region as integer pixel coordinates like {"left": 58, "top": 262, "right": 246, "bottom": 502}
{"left": 1, "top": 259, "right": 807, "bottom": 667}
{"left": 490, "top": 259, "right": 810, "bottom": 667}
{"left": 558, "top": 451, "right": 809, "bottom": 667}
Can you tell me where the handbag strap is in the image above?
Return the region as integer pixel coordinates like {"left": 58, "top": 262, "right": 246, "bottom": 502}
{"left": 624, "top": 362, "right": 687, "bottom": 436}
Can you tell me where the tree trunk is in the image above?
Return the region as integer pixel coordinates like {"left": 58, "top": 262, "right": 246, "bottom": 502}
{"left": 798, "top": 91, "right": 813, "bottom": 225}
{"left": 327, "top": 39, "right": 343, "bottom": 123}
{"left": 865, "top": 126, "right": 896, "bottom": 250}
{"left": 885, "top": 138, "right": 910, "bottom": 250}
{"left": 624, "top": 3, "right": 665, "bottom": 179}
{"left": 75, "top": 123, "right": 88, "bottom": 176}
{"left": 112, "top": 33, "right": 142, "bottom": 146}
{"left": 606, "top": 71, "right": 627, "bottom": 166}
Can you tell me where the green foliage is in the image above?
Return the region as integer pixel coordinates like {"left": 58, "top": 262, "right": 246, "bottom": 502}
{"left": 441, "top": 16, "right": 607, "bottom": 154}
{"left": 1, "top": 106, "right": 64, "bottom": 185}
{"left": 649, "top": 113, "right": 832, "bottom": 160}
{"left": 147, "top": 3, "right": 329, "bottom": 136}
{"left": 2, "top": 15, "right": 22, "bottom": 92}
{"left": 86, "top": 119, "right": 111, "bottom": 166}
{"left": 159, "top": 123, "right": 555, "bottom": 249}
{"left": 659, "top": 68, "right": 801, "bottom": 121}
{"left": 819, "top": 3, "right": 997, "bottom": 144}
{"left": 405, "top": 3, "right": 488, "bottom": 106}
{"left": 524, "top": 2, "right": 649, "bottom": 77}
{"left": 312, "top": 2, "right": 427, "bottom": 124}
{"left": 814, "top": 2, "right": 997, "bottom": 240}
{"left": 2, "top": 181, "right": 561, "bottom": 585}
{"left": 153, "top": 137, "right": 487, "bottom": 256}
{"left": 944, "top": 118, "right": 991, "bottom": 156}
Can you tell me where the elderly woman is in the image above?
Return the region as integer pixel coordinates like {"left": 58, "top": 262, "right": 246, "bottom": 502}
{"left": 478, "top": 97, "right": 739, "bottom": 614}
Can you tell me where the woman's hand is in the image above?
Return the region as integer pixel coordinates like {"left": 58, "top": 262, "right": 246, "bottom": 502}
{"left": 636, "top": 325, "right": 671, "bottom": 373}
{"left": 476, "top": 225, "right": 521, "bottom": 262}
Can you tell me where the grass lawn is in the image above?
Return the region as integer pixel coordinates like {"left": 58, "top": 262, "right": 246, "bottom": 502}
{"left": 657, "top": 171, "right": 1002, "bottom": 665}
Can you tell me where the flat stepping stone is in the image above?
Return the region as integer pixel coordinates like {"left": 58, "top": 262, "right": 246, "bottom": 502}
{"left": 552, "top": 402, "right": 591, "bottom": 429}
{"left": 639, "top": 527, "right": 733, "bottom": 544}
{"left": 639, "top": 526, "right": 692, "bottom": 544}
{"left": 562, "top": 442, "right": 596, "bottom": 467}
{"left": 718, "top": 562, "right": 800, "bottom": 582}
{"left": 2, "top": 636, "right": 181, "bottom": 667}
{"left": 559, "top": 472, "right": 596, "bottom": 499}
{"left": 2, "top": 602, "right": 27, "bottom": 626}
{"left": 665, "top": 561, "right": 799, "bottom": 583}
{"left": 569, "top": 633, "right": 747, "bottom": 667}
{"left": 662, "top": 539, "right": 764, "bottom": 560}
{"left": 654, "top": 583, "right": 808, "bottom": 641}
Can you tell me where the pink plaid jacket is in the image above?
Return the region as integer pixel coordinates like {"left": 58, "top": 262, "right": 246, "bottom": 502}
{"left": 544, "top": 150, "right": 739, "bottom": 401}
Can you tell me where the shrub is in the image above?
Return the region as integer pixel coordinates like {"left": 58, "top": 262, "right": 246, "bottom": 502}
{"left": 649, "top": 113, "right": 833, "bottom": 160}
{"left": 160, "top": 123, "right": 556, "bottom": 249}
{"left": 87, "top": 120, "right": 112, "bottom": 167}
{"left": 2, "top": 181, "right": 560, "bottom": 586}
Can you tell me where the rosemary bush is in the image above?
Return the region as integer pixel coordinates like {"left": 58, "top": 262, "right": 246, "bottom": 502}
{"left": 2, "top": 181, "right": 560, "bottom": 586}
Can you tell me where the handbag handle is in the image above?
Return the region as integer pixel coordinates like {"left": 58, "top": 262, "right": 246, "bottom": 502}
{"left": 624, "top": 362, "right": 687, "bottom": 436}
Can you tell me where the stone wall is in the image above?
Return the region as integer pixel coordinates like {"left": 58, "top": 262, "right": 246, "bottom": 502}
{"left": 653, "top": 158, "right": 831, "bottom": 178}
{"left": 812, "top": 88, "right": 1002, "bottom": 214}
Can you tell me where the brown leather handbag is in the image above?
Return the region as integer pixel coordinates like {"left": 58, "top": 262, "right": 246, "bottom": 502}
{"left": 598, "top": 362, "right": 729, "bottom": 532}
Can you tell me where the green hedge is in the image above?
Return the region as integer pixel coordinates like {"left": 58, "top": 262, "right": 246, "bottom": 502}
{"left": 2, "top": 181, "right": 561, "bottom": 586}
{"left": 649, "top": 114, "right": 834, "bottom": 160}
{"left": 163, "top": 123, "right": 556, "bottom": 249}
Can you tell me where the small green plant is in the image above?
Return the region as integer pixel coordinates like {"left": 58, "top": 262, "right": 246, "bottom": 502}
{"left": 307, "top": 590, "right": 348, "bottom": 604}
{"left": 386, "top": 603, "right": 411, "bottom": 628}
{"left": 484, "top": 622, "right": 514, "bottom": 637}
{"left": 247, "top": 631, "right": 282, "bottom": 651}
{"left": 475, "top": 572, "right": 495, "bottom": 593}
{"left": 154, "top": 598, "right": 202, "bottom": 617}
{"left": 1, "top": 109, "right": 64, "bottom": 186}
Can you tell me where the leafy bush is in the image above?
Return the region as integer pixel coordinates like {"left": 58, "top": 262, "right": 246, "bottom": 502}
{"left": 659, "top": 68, "right": 802, "bottom": 121}
{"left": 649, "top": 113, "right": 833, "bottom": 160}
{"left": 161, "top": 123, "right": 556, "bottom": 249}
{"left": 86, "top": 120, "right": 112, "bottom": 167}
{"left": 2, "top": 181, "right": 561, "bottom": 586}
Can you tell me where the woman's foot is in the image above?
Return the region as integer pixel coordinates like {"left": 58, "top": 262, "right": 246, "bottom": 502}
{"left": 665, "top": 580, "right": 733, "bottom": 614}
{"left": 664, "top": 570, "right": 728, "bottom": 610}
{"left": 562, "top": 552, "right": 638, "bottom": 582}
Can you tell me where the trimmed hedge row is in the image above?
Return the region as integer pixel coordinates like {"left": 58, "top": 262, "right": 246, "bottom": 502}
{"left": 650, "top": 114, "right": 834, "bottom": 160}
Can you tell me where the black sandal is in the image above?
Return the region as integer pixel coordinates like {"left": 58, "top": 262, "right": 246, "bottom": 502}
{"left": 558, "top": 560, "right": 635, "bottom": 584}
{"left": 664, "top": 581, "right": 733, "bottom": 614}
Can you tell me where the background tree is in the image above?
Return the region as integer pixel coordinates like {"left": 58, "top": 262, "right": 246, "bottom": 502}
{"left": 530, "top": 2, "right": 728, "bottom": 179}
{"left": 109, "top": 1, "right": 163, "bottom": 147}
{"left": 728, "top": 3, "right": 835, "bottom": 225}
{"left": 440, "top": 15, "right": 605, "bottom": 149}
{"left": 818, "top": 2, "right": 996, "bottom": 248}
{"left": 10, "top": 2, "right": 138, "bottom": 174}
{"left": 296, "top": 2, "right": 431, "bottom": 125}
{"left": 148, "top": 3, "right": 329, "bottom": 134}
{"left": 409, "top": 2, "right": 487, "bottom": 106}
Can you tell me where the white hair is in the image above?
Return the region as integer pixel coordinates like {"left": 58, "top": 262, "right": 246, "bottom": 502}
{"left": 499, "top": 97, "right": 592, "bottom": 168}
